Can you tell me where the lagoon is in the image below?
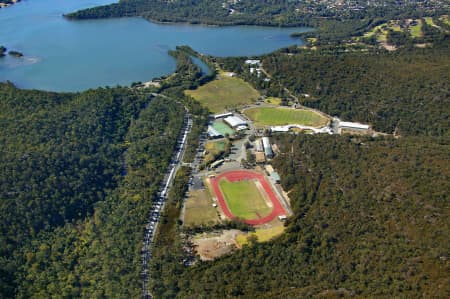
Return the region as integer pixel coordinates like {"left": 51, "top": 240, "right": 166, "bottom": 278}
{"left": 0, "top": 0, "right": 310, "bottom": 91}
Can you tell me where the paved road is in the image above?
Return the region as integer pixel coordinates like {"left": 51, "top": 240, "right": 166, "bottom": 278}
{"left": 142, "top": 95, "right": 192, "bottom": 299}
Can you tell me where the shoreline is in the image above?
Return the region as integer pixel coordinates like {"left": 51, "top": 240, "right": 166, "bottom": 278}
{"left": 65, "top": 14, "right": 315, "bottom": 31}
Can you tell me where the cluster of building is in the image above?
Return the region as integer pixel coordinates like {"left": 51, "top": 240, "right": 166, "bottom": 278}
{"left": 293, "top": 0, "right": 444, "bottom": 16}
{"left": 254, "top": 136, "right": 274, "bottom": 163}
{"left": 207, "top": 112, "right": 249, "bottom": 139}
{"left": 245, "top": 59, "right": 264, "bottom": 78}
{"left": 270, "top": 118, "right": 370, "bottom": 135}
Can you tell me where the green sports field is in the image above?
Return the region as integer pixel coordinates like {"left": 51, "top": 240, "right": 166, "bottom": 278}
{"left": 212, "top": 120, "right": 234, "bottom": 136}
{"left": 185, "top": 76, "right": 259, "bottom": 113}
{"left": 219, "top": 179, "right": 272, "bottom": 220}
{"left": 244, "top": 107, "right": 329, "bottom": 127}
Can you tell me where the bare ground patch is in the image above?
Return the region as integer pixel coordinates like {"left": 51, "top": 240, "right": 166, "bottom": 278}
{"left": 184, "top": 189, "right": 220, "bottom": 227}
{"left": 192, "top": 230, "right": 244, "bottom": 261}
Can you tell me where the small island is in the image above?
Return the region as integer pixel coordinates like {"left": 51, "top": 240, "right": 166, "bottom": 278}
{"left": 8, "top": 50, "right": 24, "bottom": 58}
{"left": 0, "top": 46, "right": 23, "bottom": 58}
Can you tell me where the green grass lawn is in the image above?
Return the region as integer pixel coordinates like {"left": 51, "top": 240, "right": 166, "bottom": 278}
{"left": 185, "top": 76, "right": 260, "bottom": 113}
{"left": 410, "top": 20, "right": 423, "bottom": 38}
{"left": 244, "top": 107, "right": 329, "bottom": 127}
{"left": 219, "top": 179, "right": 272, "bottom": 220}
{"left": 362, "top": 21, "right": 404, "bottom": 43}
{"left": 184, "top": 189, "right": 219, "bottom": 227}
{"left": 206, "top": 140, "right": 227, "bottom": 152}
{"left": 265, "top": 97, "right": 282, "bottom": 105}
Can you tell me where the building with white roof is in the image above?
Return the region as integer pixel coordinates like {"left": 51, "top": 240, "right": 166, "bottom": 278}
{"left": 207, "top": 125, "right": 223, "bottom": 139}
{"left": 271, "top": 125, "right": 333, "bottom": 134}
{"left": 338, "top": 121, "right": 370, "bottom": 130}
{"left": 224, "top": 115, "right": 248, "bottom": 129}
{"left": 255, "top": 139, "right": 264, "bottom": 152}
{"left": 245, "top": 59, "right": 261, "bottom": 65}
{"left": 214, "top": 112, "right": 233, "bottom": 119}
{"left": 262, "top": 137, "right": 273, "bottom": 159}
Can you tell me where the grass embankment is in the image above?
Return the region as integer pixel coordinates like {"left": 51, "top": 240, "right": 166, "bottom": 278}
{"left": 219, "top": 179, "right": 271, "bottom": 220}
{"left": 204, "top": 139, "right": 230, "bottom": 166}
{"left": 236, "top": 225, "right": 285, "bottom": 246}
{"left": 184, "top": 189, "right": 219, "bottom": 227}
{"left": 185, "top": 75, "right": 259, "bottom": 113}
{"left": 244, "top": 107, "right": 329, "bottom": 127}
{"left": 265, "top": 97, "right": 282, "bottom": 105}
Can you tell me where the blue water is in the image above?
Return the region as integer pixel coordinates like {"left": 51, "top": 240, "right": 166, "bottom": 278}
{"left": 190, "top": 56, "right": 212, "bottom": 75}
{"left": 0, "top": 0, "right": 310, "bottom": 91}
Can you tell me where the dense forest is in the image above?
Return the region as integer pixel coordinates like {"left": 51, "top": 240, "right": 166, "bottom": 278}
{"left": 0, "top": 82, "right": 185, "bottom": 297}
{"left": 151, "top": 134, "right": 449, "bottom": 298}
{"left": 17, "top": 97, "right": 185, "bottom": 298}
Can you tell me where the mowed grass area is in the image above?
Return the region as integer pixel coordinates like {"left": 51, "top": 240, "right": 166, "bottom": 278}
{"left": 236, "top": 224, "right": 285, "bottom": 246}
{"left": 265, "top": 97, "right": 282, "bottom": 105}
{"left": 185, "top": 76, "right": 260, "bottom": 113}
{"left": 410, "top": 19, "right": 423, "bottom": 38}
{"left": 205, "top": 140, "right": 227, "bottom": 152}
{"left": 244, "top": 107, "right": 329, "bottom": 127}
{"left": 219, "top": 179, "right": 272, "bottom": 220}
{"left": 184, "top": 189, "right": 219, "bottom": 227}
{"left": 361, "top": 20, "right": 430, "bottom": 42}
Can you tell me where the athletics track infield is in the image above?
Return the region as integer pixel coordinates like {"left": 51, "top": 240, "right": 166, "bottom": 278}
{"left": 210, "top": 170, "right": 286, "bottom": 225}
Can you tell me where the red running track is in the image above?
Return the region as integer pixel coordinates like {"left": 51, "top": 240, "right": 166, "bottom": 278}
{"left": 210, "top": 170, "right": 286, "bottom": 225}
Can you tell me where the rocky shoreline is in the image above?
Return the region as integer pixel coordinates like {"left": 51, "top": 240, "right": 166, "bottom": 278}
{"left": 0, "top": 0, "right": 21, "bottom": 9}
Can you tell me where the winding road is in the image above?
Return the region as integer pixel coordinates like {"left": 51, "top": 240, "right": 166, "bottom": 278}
{"left": 141, "top": 94, "right": 192, "bottom": 299}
